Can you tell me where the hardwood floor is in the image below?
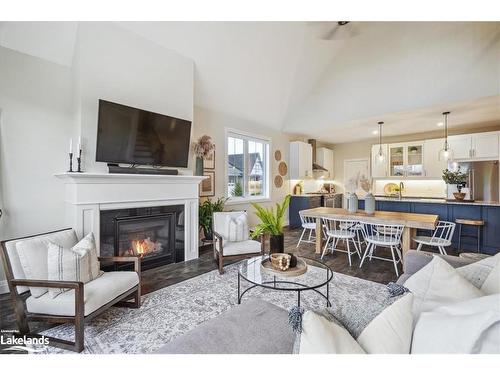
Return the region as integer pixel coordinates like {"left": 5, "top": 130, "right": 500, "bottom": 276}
{"left": 0, "top": 226, "right": 451, "bottom": 335}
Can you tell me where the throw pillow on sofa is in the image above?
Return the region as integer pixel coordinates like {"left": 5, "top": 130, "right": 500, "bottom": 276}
{"left": 299, "top": 293, "right": 414, "bottom": 354}
{"left": 47, "top": 232, "right": 102, "bottom": 298}
{"left": 411, "top": 294, "right": 500, "bottom": 354}
{"left": 457, "top": 253, "right": 500, "bottom": 294}
{"left": 16, "top": 229, "right": 79, "bottom": 297}
{"left": 404, "top": 256, "right": 484, "bottom": 319}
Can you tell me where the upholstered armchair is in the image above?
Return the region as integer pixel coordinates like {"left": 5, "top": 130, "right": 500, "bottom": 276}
{"left": 213, "top": 211, "right": 264, "bottom": 274}
{"left": 0, "top": 228, "right": 141, "bottom": 353}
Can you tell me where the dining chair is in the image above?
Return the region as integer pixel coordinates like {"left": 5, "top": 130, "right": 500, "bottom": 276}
{"left": 296, "top": 212, "right": 323, "bottom": 248}
{"left": 359, "top": 222, "right": 404, "bottom": 276}
{"left": 321, "top": 218, "right": 361, "bottom": 266}
{"left": 413, "top": 220, "right": 456, "bottom": 255}
{"left": 340, "top": 221, "right": 365, "bottom": 251}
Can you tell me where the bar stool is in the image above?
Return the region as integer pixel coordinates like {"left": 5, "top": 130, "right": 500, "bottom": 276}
{"left": 455, "top": 218, "right": 485, "bottom": 253}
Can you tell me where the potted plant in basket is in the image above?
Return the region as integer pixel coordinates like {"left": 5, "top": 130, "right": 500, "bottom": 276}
{"left": 442, "top": 167, "right": 468, "bottom": 200}
{"left": 251, "top": 195, "right": 291, "bottom": 253}
{"left": 193, "top": 135, "right": 215, "bottom": 176}
{"left": 199, "top": 197, "right": 228, "bottom": 241}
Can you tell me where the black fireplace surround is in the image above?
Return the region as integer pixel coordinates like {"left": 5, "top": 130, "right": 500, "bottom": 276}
{"left": 100, "top": 205, "right": 185, "bottom": 270}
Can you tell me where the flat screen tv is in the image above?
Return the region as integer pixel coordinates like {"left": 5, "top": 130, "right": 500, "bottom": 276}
{"left": 96, "top": 100, "right": 192, "bottom": 168}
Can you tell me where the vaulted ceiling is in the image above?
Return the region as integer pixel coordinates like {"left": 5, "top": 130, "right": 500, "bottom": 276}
{"left": 1, "top": 21, "right": 499, "bottom": 143}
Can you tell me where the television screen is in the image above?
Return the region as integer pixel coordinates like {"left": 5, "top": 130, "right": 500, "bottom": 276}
{"left": 96, "top": 100, "right": 192, "bottom": 168}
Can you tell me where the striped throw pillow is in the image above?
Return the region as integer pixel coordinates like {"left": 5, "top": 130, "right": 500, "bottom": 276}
{"left": 47, "top": 233, "right": 102, "bottom": 298}
{"left": 225, "top": 213, "right": 249, "bottom": 242}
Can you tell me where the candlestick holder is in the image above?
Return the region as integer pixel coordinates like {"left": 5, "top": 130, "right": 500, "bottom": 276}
{"left": 68, "top": 152, "right": 74, "bottom": 172}
{"left": 77, "top": 149, "right": 83, "bottom": 173}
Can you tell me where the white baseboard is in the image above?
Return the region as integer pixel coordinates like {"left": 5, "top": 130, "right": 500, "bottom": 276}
{"left": 0, "top": 280, "right": 9, "bottom": 294}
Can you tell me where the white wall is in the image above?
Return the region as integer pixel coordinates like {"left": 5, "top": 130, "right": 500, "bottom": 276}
{"left": 193, "top": 106, "right": 291, "bottom": 226}
{"left": 0, "top": 23, "right": 194, "bottom": 289}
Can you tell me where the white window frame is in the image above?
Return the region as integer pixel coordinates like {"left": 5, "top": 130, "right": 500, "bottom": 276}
{"left": 225, "top": 127, "right": 271, "bottom": 205}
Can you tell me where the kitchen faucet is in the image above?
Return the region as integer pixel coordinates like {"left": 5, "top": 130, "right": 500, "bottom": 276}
{"left": 398, "top": 182, "right": 404, "bottom": 200}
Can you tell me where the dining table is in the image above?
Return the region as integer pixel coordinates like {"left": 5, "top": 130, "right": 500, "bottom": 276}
{"left": 299, "top": 207, "right": 439, "bottom": 268}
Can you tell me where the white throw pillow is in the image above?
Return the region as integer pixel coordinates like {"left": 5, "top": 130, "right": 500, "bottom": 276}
{"left": 404, "top": 256, "right": 484, "bottom": 319}
{"left": 300, "top": 293, "right": 414, "bottom": 354}
{"left": 480, "top": 254, "right": 500, "bottom": 295}
{"left": 299, "top": 311, "right": 365, "bottom": 354}
{"left": 225, "top": 213, "right": 249, "bottom": 242}
{"left": 16, "top": 230, "right": 78, "bottom": 297}
{"left": 457, "top": 253, "right": 500, "bottom": 292}
{"left": 412, "top": 294, "right": 500, "bottom": 354}
{"left": 47, "top": 233, "right": 102, "bottom": 298}
{"left": 357, "top": 293, "right": 414, "bottom": 354}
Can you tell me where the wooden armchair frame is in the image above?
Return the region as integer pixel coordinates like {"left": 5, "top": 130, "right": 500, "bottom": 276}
{"left": 0, "top": 229, "right": 141, "bottom": 353}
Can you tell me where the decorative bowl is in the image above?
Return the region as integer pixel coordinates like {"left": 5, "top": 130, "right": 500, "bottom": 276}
{"left": 270, "top": 253, "right": 291, "bottom": 271}
{"left": 453, "top": 192, "right": 466, "bottom": 201}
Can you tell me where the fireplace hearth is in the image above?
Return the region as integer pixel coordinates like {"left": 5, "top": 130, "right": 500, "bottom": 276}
{"left": 100, "top": 205, "right": 185, "bottom": 270}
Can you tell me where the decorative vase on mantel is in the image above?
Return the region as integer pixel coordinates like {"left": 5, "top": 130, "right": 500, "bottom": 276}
{"left": 195, "top": 157, "right": 204, "bottom": 176}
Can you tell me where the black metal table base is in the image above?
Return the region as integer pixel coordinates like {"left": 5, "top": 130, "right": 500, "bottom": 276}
{"left": 237, "top": 273, "right": 331, "bottom": 307}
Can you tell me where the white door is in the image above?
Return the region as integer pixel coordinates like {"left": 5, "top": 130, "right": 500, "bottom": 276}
{"left": 371, "top": 144, "right": 388, "bottom": 178}
{"left": 424, "top": 138, "right": 448, "bottom": 178}
{"left": 447, "top": 135, "right": 472, "bottom": 160}
{"left": 472, "top": 133, "right": 499, "bottom": 159}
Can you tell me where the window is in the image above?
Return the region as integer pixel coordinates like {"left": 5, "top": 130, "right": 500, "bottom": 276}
{"left": 226, "top": 129, "right": 270, "bottom": 202}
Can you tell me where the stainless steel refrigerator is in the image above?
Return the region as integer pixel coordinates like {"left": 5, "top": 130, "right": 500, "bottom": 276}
{"left": 452, "top": 161, "right": 499, "bottom": 201}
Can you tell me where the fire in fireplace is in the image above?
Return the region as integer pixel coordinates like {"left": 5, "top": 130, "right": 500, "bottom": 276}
{"left": 100, "top": 205, "right": 185, "bottom": 270}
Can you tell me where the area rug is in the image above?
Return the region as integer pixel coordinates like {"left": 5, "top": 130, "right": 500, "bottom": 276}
{"left": 33, "top": 260, "right": 388, "bottom": 354}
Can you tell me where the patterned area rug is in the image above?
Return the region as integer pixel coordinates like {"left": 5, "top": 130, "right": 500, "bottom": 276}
{"left": 33, "top": 260, "right": 388, "bottom": 354}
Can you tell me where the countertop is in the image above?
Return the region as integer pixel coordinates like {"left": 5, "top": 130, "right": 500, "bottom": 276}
{"left": 358, "top": 196, "right": 500, "bottom": 206}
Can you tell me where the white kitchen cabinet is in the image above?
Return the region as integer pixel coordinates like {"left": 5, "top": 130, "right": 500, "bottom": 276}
{"left": 423, "top": 138, "right": 448, "bottom": 178}
{"left": 387, "top": 142, "right": 425, "bottom": 177}
{"left": 371, "top": 144, "right": 388, "bottom": 178}
{"left": 447, "top": 132, "right": 499, "bottom": 160}
{"left": 448, "top": 134, "right": 472, "bottom": 159}
{"left": 317, "top": 147, "right": 334, "bottom": 179}
{"left": 289, "top": 141, "right": 313, "bottom": 179}
{"left": 472, "top": 132, "right": 499, "bottom": 159}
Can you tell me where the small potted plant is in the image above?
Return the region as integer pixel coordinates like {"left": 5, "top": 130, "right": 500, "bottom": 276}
{"left": 251, "top": 195, "right": 291, "bottom": 253}
{"left": 442, "top": 167, "right": 468, "bottom": 200}
{"left": 199, "top": 197, "right": 228, "bottom": 241}
{"left": 193, "top": 135, "right": 215, "bottom": 176}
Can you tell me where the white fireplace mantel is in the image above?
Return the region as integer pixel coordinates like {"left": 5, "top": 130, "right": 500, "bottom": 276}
{"left": 55, "top": 172, "right": 206, "bottom": 261}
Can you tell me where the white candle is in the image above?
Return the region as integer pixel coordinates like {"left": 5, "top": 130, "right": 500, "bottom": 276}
{"left": 78, "top": 136, "right": 82, "bottom": 151}
{"left": 69, "top": 138, "right": 73, "bottom": 154}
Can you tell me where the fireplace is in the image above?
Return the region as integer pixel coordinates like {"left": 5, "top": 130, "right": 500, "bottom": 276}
{"left": 100, "top": 205, "right": 185, "bottom": 270}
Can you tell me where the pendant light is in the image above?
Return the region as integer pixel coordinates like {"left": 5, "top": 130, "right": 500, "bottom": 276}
{"left": 438, "top": 111, "right": 453, "bottom": 162}
{"left": 375, "top": 121, "right": 385, "bottom": 164}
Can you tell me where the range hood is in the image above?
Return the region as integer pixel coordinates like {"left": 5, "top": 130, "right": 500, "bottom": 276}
{"left": 308, "top": 139, "right": 330, "bottom": 179}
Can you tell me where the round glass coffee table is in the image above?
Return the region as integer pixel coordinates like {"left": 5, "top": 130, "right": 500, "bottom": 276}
{"left": 237, "top": 255, "right": 333, "bottom": 307}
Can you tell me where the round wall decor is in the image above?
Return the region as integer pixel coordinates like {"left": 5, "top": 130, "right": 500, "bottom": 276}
{"left": 274, "top": 150, "right": 282, "bottom": 161}
{"left": 274, "top": 175, "right": 283, "bottom": 188}
{"left": 278, "top": 161, "right": 288, "bottom": 176}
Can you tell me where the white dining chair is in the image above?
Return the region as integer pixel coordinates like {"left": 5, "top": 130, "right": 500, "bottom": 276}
{"left": 359, "top": 222, "right": 404, "bottom": 276}
{"left": 321, "top": 218, "right": 361, "bottom": 266}
{"left": 340, "top": 221, "right": 365, "bottom": 251}
{"left": 297, "top": 212, "right": 323, "bottom": 248}
{"left": 413, "top": 220, "right": 456, "bottom": 255}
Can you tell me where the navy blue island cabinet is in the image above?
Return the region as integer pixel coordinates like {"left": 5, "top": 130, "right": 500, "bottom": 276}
{"left": 357, "top": 199, "right": 500, "bottom": 255}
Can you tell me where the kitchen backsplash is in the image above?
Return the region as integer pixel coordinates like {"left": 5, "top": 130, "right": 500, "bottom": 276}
{"left": 373, "top": 179, "right": 447, "bottom": 198}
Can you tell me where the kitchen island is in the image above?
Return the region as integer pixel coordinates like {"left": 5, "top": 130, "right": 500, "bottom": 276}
{"left": 358, "top": 197, "right": 500, "bottom": 254}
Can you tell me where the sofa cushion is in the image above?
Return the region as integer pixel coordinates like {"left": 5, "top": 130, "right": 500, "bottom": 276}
{"left": 217, "top": 239, "right": 261, "bottom": 256}
{"left": 156, "top": 299, "right": 294, "bottom": 354}
{"left": 482, "top": 255, "right": 500, "bottom": 295}
{"left": 357, "top": 293, "right": 414, "bottom": 354}
{"left": 213, "top": 211, "right": 245, "bottom": 239}
{"left": 26, "top": 271, "right": 139, "bottom": 316}
{"left": 15, "top": 229, "right": 78, "bottom": 297}
{"left": 411, "top": 294, "right": 500, "bottom": 354}
{"left": 299, "top": 310, "right": 365, "bottom": 354}
{"left": 404, "top": 256, "right": 484, "bottom": 319}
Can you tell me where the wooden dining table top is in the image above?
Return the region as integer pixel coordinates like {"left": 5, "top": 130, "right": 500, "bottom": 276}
{"left": 299, "top": 207, "right": 439, "bottom": 230}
